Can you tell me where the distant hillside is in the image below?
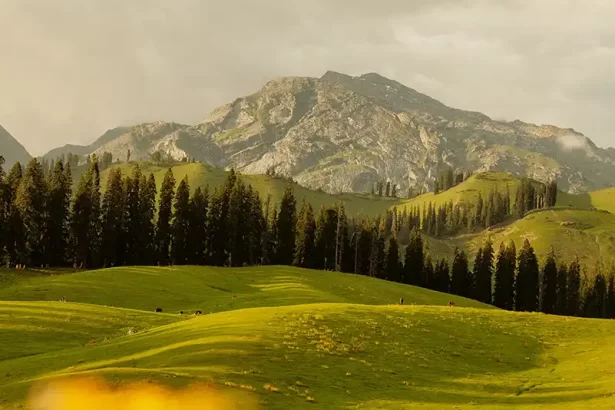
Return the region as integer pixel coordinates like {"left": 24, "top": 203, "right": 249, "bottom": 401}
{"left": 42, "top": 71, "right": 615, "bottom": 195}
{"left": 0, "top": 125, "right": 31, "bottom": 168}
{"left": 424, "top": 208, "right": 615, "bottom": 272}
{"left": 90, "top": 161, "right": 401, "bottom": 217}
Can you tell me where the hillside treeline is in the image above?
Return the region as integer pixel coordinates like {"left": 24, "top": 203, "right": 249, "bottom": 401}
{"left": 0, "top": 157, "right": 611, "bottom": 319}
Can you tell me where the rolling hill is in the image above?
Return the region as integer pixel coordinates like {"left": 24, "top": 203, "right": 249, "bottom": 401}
{"left": 1, "top": 266, "right": 615, "bottom": 409}
{"left": 426, "top": 208, "right": 615, "bottom": 270}
{"left": 0, "top": 266, "right": 489, "bottom": 312}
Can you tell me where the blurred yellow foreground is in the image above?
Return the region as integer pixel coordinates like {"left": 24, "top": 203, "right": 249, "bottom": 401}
{"left": 27, "top": 377, "right": 258, "bottom": 410}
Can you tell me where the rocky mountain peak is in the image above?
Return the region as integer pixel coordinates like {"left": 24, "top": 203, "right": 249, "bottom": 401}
{"left": 39, "top": 70, "right": 615, "bottom": 194}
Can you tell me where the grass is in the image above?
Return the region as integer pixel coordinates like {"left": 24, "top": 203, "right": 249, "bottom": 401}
{"left": 0, "top": 266, "right": 489, "bottom": 313}
{"left": 0, "top": 301, "right": 181, "bottom": 361}
{"left": 5, "top": 169, "right": 615, "bottom": 407}
{"left": 2, "top": 300, "right": 615, "bottom": 408}
{"left": 559, "top": 186, "right": 615, "bottom": 214}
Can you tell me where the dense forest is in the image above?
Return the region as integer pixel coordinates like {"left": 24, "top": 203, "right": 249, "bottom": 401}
{"left": 0, "top": 156, "right": 612, "bottom": 320}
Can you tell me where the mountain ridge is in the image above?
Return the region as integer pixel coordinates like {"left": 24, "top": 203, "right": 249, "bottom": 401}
{"left": 31, "top": 71, "right": 615, "bottom": 193}
{"left": 0, "top": 124, "right": 31, "bottom": 168}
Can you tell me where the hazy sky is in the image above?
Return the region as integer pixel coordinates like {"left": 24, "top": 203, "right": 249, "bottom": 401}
{"left": 2, "top": 0, "right": 615, "bottom": 155}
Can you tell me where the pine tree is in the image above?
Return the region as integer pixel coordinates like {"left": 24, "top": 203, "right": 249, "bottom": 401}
{"left": 515, "top": 239, "right": 540, "bottom": 312}
{"left": 246, "top": 186, "right": 265, "bottom": 265}
{"left": 566, "top": 258, "right": 582, "bottom": 316}
{"left": 227, "top": 179, "right": 250, "bottom": 266}
{"left": 404, "top": 227, "right": 424, "bottom": 286}
{"left": 471, "top": 247, "right": 483, "bottom": 299}
{"left": 123, "top": 167, "right": 143, "bottom": 265}
{"left": 475, "top": 239, "right": 494, "bottom": 304}
{"left": 450, "top": 248, "right": 471, "bottom": 297}
{"left": 5, "top": 163, "right": 25, "bottom": 265}
{"left": 584, "top": 273, "right": 607, "bottom": 318}
{"left": 265, "top": 202, "right": 279, "bottom": 265}
{"left": 155, "top": 169, "right": 176, "bottom": 265}
{"left": 493, "top": 241, "right": 516, "bottom": 310}
{"left": 356, "top": 223, "right": 373, "bottom": 275}
{"left": 385, "top": 237, "right": 401, "bottom": 282}
{"left": 87, "top": 160, "right": 102, "bottom": 268}
{"left": 314, "top": 207, "right": 338, "bottom": 270}
{"left": 138, "top": 174, "right": 157, "bottom": 265}
{"left": 540, "top": 248, "right": 558, "bottom": 314}
{"left": 276, "top": 185, "right": 297, "bottom": 265}
{"left": 335, "top": 204, "right": 347, "bottom": 271}
{"left": 555, "top": 263, "right": 568, "bottom": 315}
{"left": 434, "top": 258, "right": 450, "bottom": 293}
{"left": 372, "top": 220, "right": 386, "bottom": 279}
{"left": 171, "top": 177, "right": 191, "bottom": 265}
{"left": 15, "top": 159, "right": 47, "bottom": 266}
{"left": 606, "top": 271, "right": 615, "bottom": 319}
{"left": 515, "top": 179, "right": 527, "bottom": 218}
{"left": 475, "top": 193, "right": 484, "bottom": 227}
{"left": 294, "top": 201, "right": 316, "bottom": 268}
{"left": 70, "top": 167, "right": 95, "bottom": 268}
{"left": 187, "top": 187, "right": 209, "bottom": 265}
{"left": 45, "top": 160, "right": 72, "bottom": 266}
{"left": 549, "top": 180, "right": 558, "bottom": 207}
{"left": 423, "top": 253, "right": 435, "bottom": 289}
{"left": 100, "top": 168, "right": 125, "bottom": 267}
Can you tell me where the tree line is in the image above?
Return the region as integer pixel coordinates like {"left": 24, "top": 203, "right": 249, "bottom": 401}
{"left": 1, "top": 156, "right": 608, "bottom": 319}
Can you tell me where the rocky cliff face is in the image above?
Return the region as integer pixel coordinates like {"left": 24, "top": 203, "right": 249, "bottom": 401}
{"left": 46, "top": 71, "right": 615, "bottom": 194}
{"left": 0, "top": 125, "right": 31, "bottom": 168}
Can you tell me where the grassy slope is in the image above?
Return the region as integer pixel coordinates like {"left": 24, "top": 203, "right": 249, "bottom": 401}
{"left": 427, "top": 208, "right": 615, "bottom": 269}
{"left": 0, "top": 266, "right": 489, "bottom": 313}
{"left": 96, "top": 162, "right": 400, "bottom": 217}
{"left": 397, "top": 172, "right": 524, "bottom": 212}
{"left": 0, "top": 301, "right": 181, "bottom": 361}
{"left": 559, "top": 186, "right": 615, "bottom": 214}
{"left": 1, "top": 302, "right": 615, "bottom": 409}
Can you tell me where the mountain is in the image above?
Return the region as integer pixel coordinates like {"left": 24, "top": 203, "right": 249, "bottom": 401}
{"left": 0, "top": 125, "right": 31, "bottom": 168}
{"left": 47, "top": 71, "right": 615, "bottom": 194}
{"left": 42, "top": 126, "right": 131, "bottom": 160}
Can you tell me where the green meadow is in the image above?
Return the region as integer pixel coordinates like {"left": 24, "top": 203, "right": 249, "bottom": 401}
{"left": 1, "top": 266, "right": 615, "bottom": 409}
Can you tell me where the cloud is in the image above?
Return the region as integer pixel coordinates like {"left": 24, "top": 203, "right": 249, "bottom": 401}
{"left": 557, "top": 134, "right": 591, "bottom": 153}
{"left": 0, "top": 0, "right": 614, "bottom": 155}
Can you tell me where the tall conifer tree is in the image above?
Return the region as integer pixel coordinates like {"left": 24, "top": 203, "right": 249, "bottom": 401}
{"left": 276, "top": 185, "right": 297, "bottom": 265}
{"left": 540, "top": 248, "right": 558, "bottom": 314}
{"left": 515, "top": 239, "right": 540, "bottom": 312}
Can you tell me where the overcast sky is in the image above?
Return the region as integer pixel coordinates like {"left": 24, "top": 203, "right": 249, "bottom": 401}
{"left": 1, "top": 0, "right": 615, "bottom": 155}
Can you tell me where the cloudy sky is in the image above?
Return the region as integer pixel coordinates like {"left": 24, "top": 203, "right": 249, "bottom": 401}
{"left": 1, "top": 0, "right": 615, "bottom": 155}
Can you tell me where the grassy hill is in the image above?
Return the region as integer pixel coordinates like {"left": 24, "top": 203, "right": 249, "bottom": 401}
{"left": 559, "top": 186, "right": 615, "bottom": 214}
{"left": 398, "top": 172, "right": 525, "bottom": 212}
{"left": 0, "top": 266, "right": 614, "bottom": 408}
{"left": 425, "top": 208, "right": 615, "bottom": 270}
{"left": 0, "top": 266, "right": 488, "bottom": 313}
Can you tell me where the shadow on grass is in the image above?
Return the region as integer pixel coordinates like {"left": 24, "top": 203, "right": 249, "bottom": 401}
{"left": 0, "top": 305, "right": 611, "bottom": 409}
